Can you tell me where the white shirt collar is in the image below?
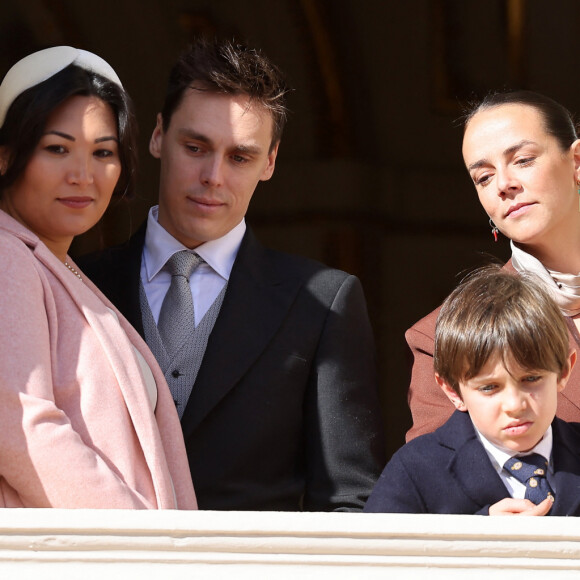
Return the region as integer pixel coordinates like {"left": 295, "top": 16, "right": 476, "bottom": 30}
{"left": 143, "top": 206, "right": 245, "bottom": 281}
{"left": 473, "top": 419, "right": 553, "bottom": 474}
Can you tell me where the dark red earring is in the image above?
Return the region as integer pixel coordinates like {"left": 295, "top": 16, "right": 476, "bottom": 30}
{"left": 489, "top": 219, "right": 499, "bottom": 242}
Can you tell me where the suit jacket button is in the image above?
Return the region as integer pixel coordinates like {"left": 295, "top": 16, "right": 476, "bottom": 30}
{"left": 172, "top": 370, "right": 180, "bottom": 378}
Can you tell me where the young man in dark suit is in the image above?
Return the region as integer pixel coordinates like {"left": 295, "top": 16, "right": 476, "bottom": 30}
{"left": 80, "top": 38, "right": 385, "bottom": 511}
{"left": 365, "top": 266, "right": 580, "bottom": 516}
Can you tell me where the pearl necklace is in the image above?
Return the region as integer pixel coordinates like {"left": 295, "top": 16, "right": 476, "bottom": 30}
{"left": 64, "top": 261, "right": 82, "bottom": 281}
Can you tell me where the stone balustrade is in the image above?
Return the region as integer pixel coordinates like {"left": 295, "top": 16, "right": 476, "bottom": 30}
{"left": 2, "top": 509, "right": 580, "bottom": 578}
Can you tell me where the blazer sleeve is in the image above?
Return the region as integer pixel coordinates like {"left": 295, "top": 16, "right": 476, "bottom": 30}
{"left": 0, "top": 243, "right": 155, "bottom": 508}
{"left": 363, "top": 451, "right": 428, "bottom": 513}
{"left": 364, "top": 455, "right": 493, "bottom": 515}
{"left": 363, "top": 435, "right": 494, "bottom": 515}
{"left": 303, "top": 274, "right": 386, "bottom": 511}
{"left": 405, "top": 307, "right": 454, "bottom": 442}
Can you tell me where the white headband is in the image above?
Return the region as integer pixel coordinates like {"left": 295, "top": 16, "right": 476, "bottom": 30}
{"left": 0, "top": 46, "right": 123, "bottom": 128}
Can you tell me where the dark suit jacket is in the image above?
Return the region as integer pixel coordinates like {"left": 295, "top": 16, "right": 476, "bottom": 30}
{"left": 364, "top": 410, "right": 580, "bottom": 515}
{"left": 405, "top": 260, "right": 580, "bottom": 441}
{"left": 79, "top": 225, "right": 385, "bottom": 511}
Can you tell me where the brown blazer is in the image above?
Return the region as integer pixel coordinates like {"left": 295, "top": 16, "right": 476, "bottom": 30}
{"left": 405, "top": 260, "right": 580, "bottom": 441}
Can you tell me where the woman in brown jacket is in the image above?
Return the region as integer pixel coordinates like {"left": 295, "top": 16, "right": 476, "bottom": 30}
{"left": 406, "top": 90, "right": 580, "bottom": 441}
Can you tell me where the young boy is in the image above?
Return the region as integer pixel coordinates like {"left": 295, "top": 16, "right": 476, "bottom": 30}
{"left": 364, "top": 265, "right": 580, "bottom": 516}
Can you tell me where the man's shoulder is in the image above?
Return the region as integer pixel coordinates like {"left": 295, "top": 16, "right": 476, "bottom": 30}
{"left": 267, "top": 246, "right": 349, "bottom": 279}
{"left": 241, "top": 228, "right": 353, "bottom": 285}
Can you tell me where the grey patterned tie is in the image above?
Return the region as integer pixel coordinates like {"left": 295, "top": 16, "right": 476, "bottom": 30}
{"left": 157, "top": 251, "right": 203, "bottom": 358}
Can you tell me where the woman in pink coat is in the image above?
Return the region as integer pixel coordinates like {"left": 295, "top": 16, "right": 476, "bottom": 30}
{"left": 0, "top": 47, "right": 197, "bottom": 509}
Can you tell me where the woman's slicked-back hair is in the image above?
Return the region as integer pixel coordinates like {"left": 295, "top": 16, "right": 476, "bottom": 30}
{"left": 0, "top": 64, "right": 138, "bottom": 199}
{"left": 463, "top": 90, "right": 578, "bottom": 152}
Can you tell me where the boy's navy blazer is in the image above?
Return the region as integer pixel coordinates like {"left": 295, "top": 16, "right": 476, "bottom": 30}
{"left": 79, "top": 224, "right": 385, "bottom": 511}
{"left": 364, "top": 410, "right": 580, "bottom": 515}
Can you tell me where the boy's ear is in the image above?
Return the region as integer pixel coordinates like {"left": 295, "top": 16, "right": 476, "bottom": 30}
{"left": 558, "top": 350, "right": 577, "bottom": 392}
{"left": 435, "top": 373, "right": 467, "bottom": 412}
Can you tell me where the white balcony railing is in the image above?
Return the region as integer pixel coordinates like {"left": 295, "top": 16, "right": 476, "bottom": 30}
{"left": 2, "top": 509, "right": 580, "bottom": 579}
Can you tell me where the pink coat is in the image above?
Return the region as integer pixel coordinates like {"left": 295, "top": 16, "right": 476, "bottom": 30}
{"left": 0, "top": 211, "right": 197, "bottom": 509}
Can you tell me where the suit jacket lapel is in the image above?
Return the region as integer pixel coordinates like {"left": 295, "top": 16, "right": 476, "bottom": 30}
{"left": 100, "top": 223, "right": 146, "bottom": 336}
{"left": 548, "top": 418, "right": 580, "bottom": 516}
{"left": 439, "top": 411, "right": 511, "bottom": 509}
{"left": 181, "top": 229, "right": 305, "bottom": 436}
{"left": 441, "top": 414, "right": 580, "bottom": 516}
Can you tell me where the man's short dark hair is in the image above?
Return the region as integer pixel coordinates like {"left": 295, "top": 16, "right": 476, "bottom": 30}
{"left": 161, "top": 38, "right": 290, "bottom": 150}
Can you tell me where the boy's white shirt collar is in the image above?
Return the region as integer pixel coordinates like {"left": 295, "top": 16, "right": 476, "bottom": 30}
{"left": 143, "top": 205, "right": 245, "bottom": 281}
{"left": 472, "top": 418, "right": 554, "bottom": 474}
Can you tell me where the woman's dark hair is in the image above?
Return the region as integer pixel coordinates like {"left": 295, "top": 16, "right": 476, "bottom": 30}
{"left": 0, "top": 64, "right": 138, "bottom": 199}
{"left": 463, "top": 90, "right": 578, "bottom": 152}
